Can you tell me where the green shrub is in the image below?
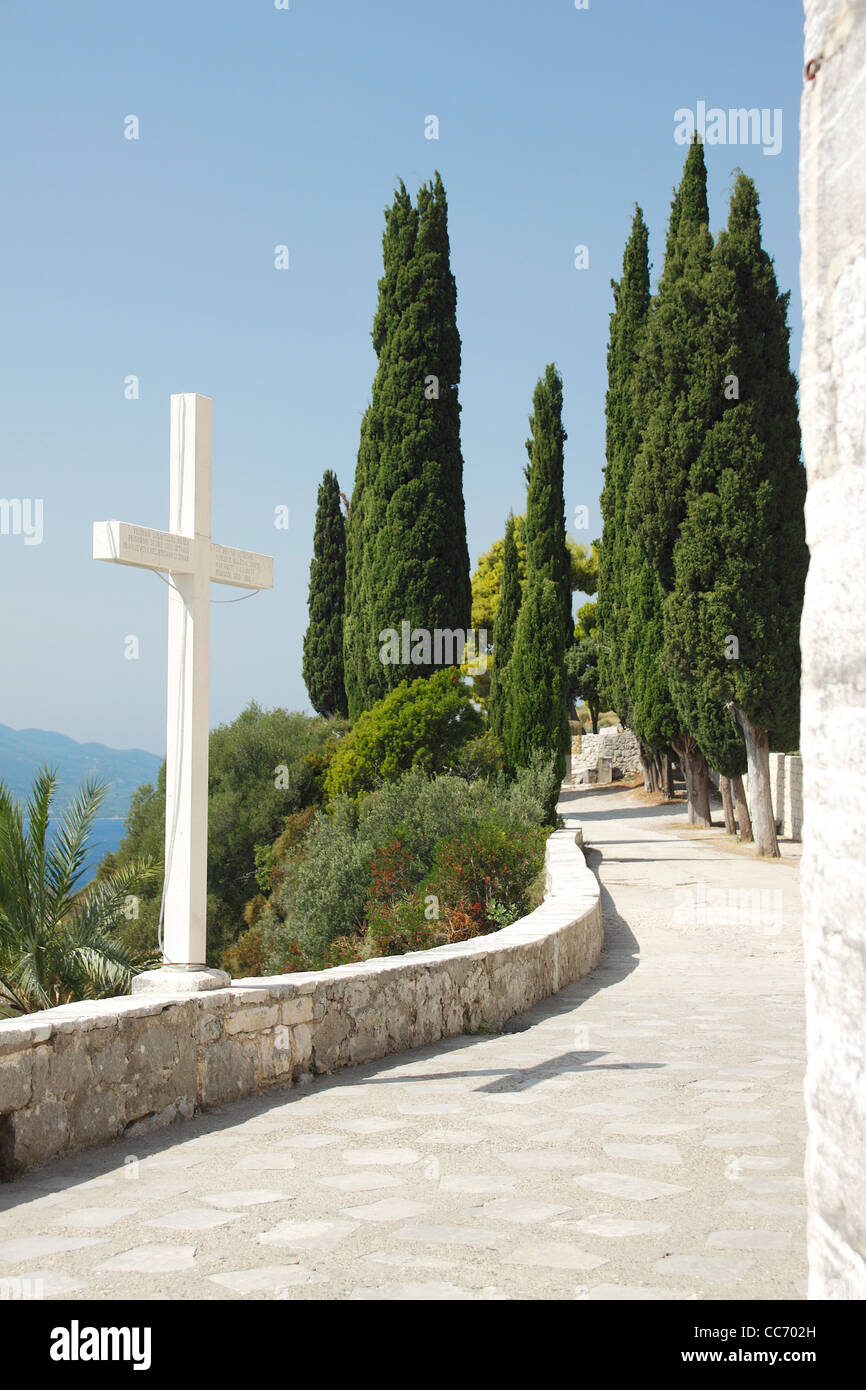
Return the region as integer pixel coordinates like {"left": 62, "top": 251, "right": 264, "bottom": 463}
{"left": 324, "top": 668, "right": 483, "bottom": 800}
{"left": 106, "top": 705, "right": 342, "bottom": 966}
{"left": 239, "top": 762, "right": 554, "bottom": 974}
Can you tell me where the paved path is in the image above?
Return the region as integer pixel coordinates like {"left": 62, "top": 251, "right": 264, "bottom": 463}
{"left": 0, "top": 786, "right": 806, "bottom": 1301}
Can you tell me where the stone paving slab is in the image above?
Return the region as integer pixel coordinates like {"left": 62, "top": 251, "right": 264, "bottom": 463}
{"left": 0, "top": 787, "right": 807, "bottom": 1301}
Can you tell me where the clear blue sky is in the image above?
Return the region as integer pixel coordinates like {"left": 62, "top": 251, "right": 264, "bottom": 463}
{"left": 0, "top": 0, "right": 804, "bottom": 755}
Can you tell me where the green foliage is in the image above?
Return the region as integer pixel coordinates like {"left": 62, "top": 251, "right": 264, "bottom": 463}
{"left": 240, "top": 762, "right": 553, "bottom": 972}
{"left": 567, "top": 633, "right": 603, "bottom": 735}
{"left": 106, "top": 705, "right": 339, "bottom": 966}
{"left": 344, "top": 174, "right": 471, "bottom": 710}
{"left": 471, "top": 515, "right": 596, "bottom": 634}
{"left": 598, "top": 204, "right": 650, "bottom": 723}
{"left": 487, "top": 513, "right": 522, "bottom": 740}
{"left": 303, "top": 470, "right": 348, "bottom": 718}
{"left": 569, "top": 538, "right": 599, "bottom": 598}
{"left": 504, "top": 576, "right": 570, "bottom": 818}
{"left": 324, "top": 668, "right": 483, "bottom": 800}
{"left": 523, "top": 365, "right": 572, "bottom": 642}
{"left": 502, "top": 367, "right": 571, "bottom": 816}
{"left": 664, "top": 174, "right": 806, "bottom": 762}
{"left": 447, "top": 731, "right": 505, "bottom": 783}
{"left": 618, "top": 141, "right": 714, "bottom": 758}
{"left": 471, "top": 515, "right": 527, "bottom": 633}
{"left": 343, "top": 411, "right": 373, "bottom": 720}
{"left": 0, "top": 769, "right": 158, "bottom": 1014}
{"left": 628, "top": 138, "right": 716, "bottom": 590}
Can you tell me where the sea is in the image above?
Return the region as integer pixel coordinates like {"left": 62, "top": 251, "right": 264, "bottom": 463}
{"left": 46, "top": 817, "right": 127, "bottom": 884}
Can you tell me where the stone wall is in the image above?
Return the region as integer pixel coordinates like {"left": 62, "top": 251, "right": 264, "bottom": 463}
{"left": 800, "top": 0, "right": 866, "bottom": 1298}
{"left": 770, "top": 754, "right": 804, "bottom": 842}
{"left": 718, "top": 753, "right": 804, "bottom": 841}
{"left": 0, "top": 825, "right": 602, "bottom": 1181}
{"left": 568, "top": 727, "right": 643, "bottom": 780}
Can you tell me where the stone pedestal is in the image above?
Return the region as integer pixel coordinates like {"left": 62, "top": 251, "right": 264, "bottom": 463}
{"left": 595, "top": 757, "right": 612, "bottom": 786}
{"left": 131, "top": 966, "right": 231, "bottom": 994}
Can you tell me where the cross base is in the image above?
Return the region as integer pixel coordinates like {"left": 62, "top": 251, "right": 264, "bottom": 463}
{"left": 131, "top": 966, "right": 232, "bottom": 995}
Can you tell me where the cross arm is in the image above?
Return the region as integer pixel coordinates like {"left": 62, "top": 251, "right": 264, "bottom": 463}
{"left": 93, "top": 520, "right": 273, "bottom": 591}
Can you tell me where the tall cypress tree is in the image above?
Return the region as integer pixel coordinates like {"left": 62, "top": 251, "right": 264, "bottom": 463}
{"left": 343, "top": 411, "right": 372, "bottom": 720}
{"left": 598, "top": 205, "right": 650, "bottom": 727}
{"left": 522, "top": 364, "right": 571, "bottom": 643}
{"left": 343, "top": 183, "right": 418, "bottom": 719}
{"left": 302, "top": 470, "right": 348, "bottom": 718}
{"left": 504, "top": 367, "right": 570, "bottom": 812}
{"left": 487, "top": 513, "right": 521, "bottom": 743}
{"left": 625, "top": 138, "right": 721, "bottom": 823}
{"left": 354, "top": 173, "right": 470, "bottom": 705}
{"left": 664, "top": 174, "right": 806, "bottom": 855}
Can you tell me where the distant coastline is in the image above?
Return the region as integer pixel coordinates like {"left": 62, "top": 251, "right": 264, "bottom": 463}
{"left": 0, "top": 724, "right": 162, "bottom": 821}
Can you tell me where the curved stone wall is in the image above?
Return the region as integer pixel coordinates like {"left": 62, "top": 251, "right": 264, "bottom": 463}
{"left": 0, "top": 824, "right": 602, "bottom": 1180}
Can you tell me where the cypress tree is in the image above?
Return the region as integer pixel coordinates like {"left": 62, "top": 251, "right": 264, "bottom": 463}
{"left": 355, "top": 173, "right": 470, "bottom": 705}
{"left": 505, "top": 576, "right": 570, "bottom": 821}
{"left": 598, "top": 205, "right": 650, "bottom": 726}
{"left": 302, "top": 470, "right": 348, "bottom": 718}
{"left": 504, "top": 367, "right": 570, "bottom": 810}
{"left": 343, "top": 410, "right": 374, "bottom": 719}
{"left": 487, "top": 513, "right": 522, "bottom": 743}
{"left": 523, "top": 364, "right": 571, "bottom": 643}
{"left": 625, "top": 138, "right": 721, "bottom": 823}
{"left": 664, "top": 174, "right": 806, "bottom": 855}
{"left": 343, "top": 183, "right": 418, "bottom": 718}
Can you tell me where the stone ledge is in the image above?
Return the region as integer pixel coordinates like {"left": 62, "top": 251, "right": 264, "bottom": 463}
{"left": 0, "top": 823, "right": 601, "bottom": 1180}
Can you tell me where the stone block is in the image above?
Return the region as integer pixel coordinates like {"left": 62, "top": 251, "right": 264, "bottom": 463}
{"left": 224, "top": 1006, "right": 280, "bottom": 1035}
{"left": 9, "top": 1100, "right": 69, "bottom": 1173}
{"left": 0, "top": 1022, "right": 52, "bottom": 1056}
{"left": 67, "top": 1089, "right": 123, "bottom": 1151}
{"left": 198, "top": 1038, "right": 258, "bottom": 1108}
{"left": 311, "top": 1009, "right": 351, "bottom": 1062}
{"left": 260, "top": 1025, "right": 293, "bottom": 1081}
{"left": 291, "top": 1023, "right": 312, "bottom": 1071}
{"left": 280, "top": 995, "right": 313, "bottom": 1027}
{"left": 196, "top": 1015, "right": 222, "bottom": 1044}
{"left": 0, "top": 1056, "right": 32, "bottom": 1112}
{"left": 47, "top": 1036, "right": 91, "bottom": 1097}
{"left": 121, "top": 1020, "right": 180, "bottom": 1075}
{"left": 89, "top": 1035, "right": 130, "bottom": 1087}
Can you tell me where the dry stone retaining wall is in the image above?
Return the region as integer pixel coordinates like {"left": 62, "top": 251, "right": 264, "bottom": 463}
{"left": 0, "top": 823, "right": 601, "bottom": 1181}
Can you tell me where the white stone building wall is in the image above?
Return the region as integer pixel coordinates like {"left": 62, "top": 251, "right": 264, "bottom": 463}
{"left": 800, "top": 0, "right": 866, "bottom": 1300}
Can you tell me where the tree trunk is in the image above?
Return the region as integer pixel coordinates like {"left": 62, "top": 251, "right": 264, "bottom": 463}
{"left": 673, "top": 735, "right": 712, "bottom": 827}
{"left": 720, "top": 775, "right": 736, "bottom": 834}
{"left": 590, "top": 701, "right": 599, "bottom": 736}
{"left": 639, "top": 744, "right": 658, "bottom": 793}
{"left": 661, "top": 752, "right": 675, "bottom": 798}
{"left": 728, "top": 704, "right": 778, "bottom": 856}
{"left": 731, "top": 774, "right": 753, "bottom": 843}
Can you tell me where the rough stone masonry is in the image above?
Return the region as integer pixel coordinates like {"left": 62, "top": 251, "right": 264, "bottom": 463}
{"left": 800, "top": 0, "right": 866, "bottom": 1299}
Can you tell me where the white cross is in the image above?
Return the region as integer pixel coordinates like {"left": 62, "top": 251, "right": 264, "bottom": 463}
{"left": 93, "top": 394, "right": 273, "bottom": 989}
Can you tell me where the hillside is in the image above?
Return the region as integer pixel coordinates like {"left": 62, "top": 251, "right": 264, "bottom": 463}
{"left": 0, "top": 724, "right": 162, "bottom": 819}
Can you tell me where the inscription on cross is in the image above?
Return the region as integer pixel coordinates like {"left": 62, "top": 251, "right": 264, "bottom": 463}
{"left": 93, "top": 394, "right": 273, "bottom": 991}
